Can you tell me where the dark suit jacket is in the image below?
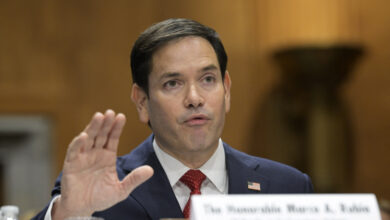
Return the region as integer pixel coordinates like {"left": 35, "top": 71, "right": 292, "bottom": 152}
{"left": 32, "top": 134, "right": 313, "bottom": 220}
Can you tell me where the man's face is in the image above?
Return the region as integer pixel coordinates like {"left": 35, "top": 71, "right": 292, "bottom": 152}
{"left": 132, "top": 36, "right": 231, "bottom": 164}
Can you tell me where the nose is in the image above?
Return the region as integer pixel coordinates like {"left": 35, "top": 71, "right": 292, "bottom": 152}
{"left": 184, "top": 84, "right": 204, "bottom": 109}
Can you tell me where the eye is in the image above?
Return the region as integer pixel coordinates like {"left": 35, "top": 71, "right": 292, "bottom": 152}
{"left": 163, "top": 80, "right": 180, "bottom": 89}
{"left": 202, "top": 75, "right": 216, "bottom": 84}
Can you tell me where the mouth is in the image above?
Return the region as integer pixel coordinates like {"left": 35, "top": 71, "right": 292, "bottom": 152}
{"left": 184, "top": 114, "right": 210, "bottom": 126}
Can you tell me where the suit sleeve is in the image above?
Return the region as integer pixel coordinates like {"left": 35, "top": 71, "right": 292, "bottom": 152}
{"left": 303, "top": 173, "right": 314, "bottom": 193}
{"left": 31, "top": 174, "right": 62, "bottom": 220}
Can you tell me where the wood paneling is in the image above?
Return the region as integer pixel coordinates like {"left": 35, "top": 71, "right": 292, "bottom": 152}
{"left": 0, "top": 0, "right": 389, "bottom": 202}
{"left": 346, "top": 0, "right": 390, "bottom": 200}
{"left": 258, "top": 0, "right": 362, "bottom": 51}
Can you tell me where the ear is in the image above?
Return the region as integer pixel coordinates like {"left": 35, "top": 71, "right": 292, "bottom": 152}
{"left": 223, "top": 71, "right": 232, "bottom": 113}
{"left": 131, "top": 84, "right": 149, "bottom": 124}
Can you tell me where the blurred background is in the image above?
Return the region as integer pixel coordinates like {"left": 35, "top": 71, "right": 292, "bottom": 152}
{"left": 0, "top": 0, "right": 389, "bottom": 218}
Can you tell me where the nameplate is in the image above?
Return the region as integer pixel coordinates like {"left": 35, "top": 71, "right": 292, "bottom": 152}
{"left": 190, "top": 194, "right": 381, "bottom": 220}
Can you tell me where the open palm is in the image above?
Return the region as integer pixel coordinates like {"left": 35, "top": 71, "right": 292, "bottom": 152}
{"left": 53, "top": 110, "right": 153, "bottom": 219}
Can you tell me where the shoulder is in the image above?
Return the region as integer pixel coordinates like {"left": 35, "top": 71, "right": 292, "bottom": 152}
{"left": 224, "top": 143, "right": 313, "bottom": 193}
{"left": 116, "top": 134, "right": 156, "bottom": 178}
{"left": 224, "top": 143, "right": 301, "bottom": 174}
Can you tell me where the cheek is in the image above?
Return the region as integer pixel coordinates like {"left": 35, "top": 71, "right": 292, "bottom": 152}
{"left": 148, "top": 98, "right": 179, "bottom": 123}
{"left": 209, "top": 91, "right": 226, "bottom": 110}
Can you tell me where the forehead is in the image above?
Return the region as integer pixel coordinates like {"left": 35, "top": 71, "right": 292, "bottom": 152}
{"left": 150, "top": 36, "right": 219, "bottom": 76}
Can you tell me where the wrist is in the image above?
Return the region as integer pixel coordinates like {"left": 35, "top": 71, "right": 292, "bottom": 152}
{"left": 52, "top": 197, "right": 93, "bottom": 220}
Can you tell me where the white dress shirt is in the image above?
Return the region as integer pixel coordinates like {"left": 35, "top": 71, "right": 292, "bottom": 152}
{"left": 44, "top": 138, "right": 228, "bottom": 220}
{"left": 153, "top": 138, "right": 228, "bottom": 210}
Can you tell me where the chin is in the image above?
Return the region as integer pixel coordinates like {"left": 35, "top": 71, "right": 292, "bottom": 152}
{"left": 187, "top": 140, "right": 215, "bottom": 152}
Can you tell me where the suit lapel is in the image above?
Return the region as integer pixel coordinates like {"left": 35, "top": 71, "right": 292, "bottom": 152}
{"left": 224, "top": 143, "right": 270, "bottom": 194}
{"left": 122, "top": 136, "right": 184, "bottom": 219}
{"left": 121, "top": 137, "right": 269, "bottom": 219}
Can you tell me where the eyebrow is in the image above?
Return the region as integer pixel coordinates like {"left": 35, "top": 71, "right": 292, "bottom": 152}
{"left": 201, "top": 64, "right": 219, "bottom": 73}
{"left": 158, "top": 72, "right": 181, "bottom": 82}
{"left": 158, "top": 64, "right": 219, "bottom": 82}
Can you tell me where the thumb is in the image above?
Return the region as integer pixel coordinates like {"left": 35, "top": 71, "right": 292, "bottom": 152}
{"left": 120, "top": 165, "right": 154, "bottom": 194}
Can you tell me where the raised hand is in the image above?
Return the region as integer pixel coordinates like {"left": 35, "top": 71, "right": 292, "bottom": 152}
{"left": 52, "top": 110, "right": 154, "bottom": 220}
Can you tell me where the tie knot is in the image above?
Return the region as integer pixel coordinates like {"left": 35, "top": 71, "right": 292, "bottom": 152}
{"left": 180, "top": 169, "right": 206, "bottom": 192}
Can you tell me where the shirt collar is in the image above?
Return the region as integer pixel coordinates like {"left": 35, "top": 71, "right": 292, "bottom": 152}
{"left": 153, "top": 138, "right": 226, "bottom": 193}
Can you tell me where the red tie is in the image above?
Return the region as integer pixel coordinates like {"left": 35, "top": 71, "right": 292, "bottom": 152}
{"left": 180, "top": 169, "right": 206, "bottom": 218}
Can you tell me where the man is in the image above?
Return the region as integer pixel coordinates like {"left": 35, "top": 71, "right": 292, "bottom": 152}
{"left": 32, "top": 18, "right": 313, "bottom": 220}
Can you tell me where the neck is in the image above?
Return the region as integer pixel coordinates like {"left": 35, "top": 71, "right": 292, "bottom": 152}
{"left": 156, "top": 139, "right": 219, "bottom": 169}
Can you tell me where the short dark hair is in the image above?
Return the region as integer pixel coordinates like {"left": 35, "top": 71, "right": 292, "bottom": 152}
{"left": 130, "top": 18, "right": 228, "bottom": 95}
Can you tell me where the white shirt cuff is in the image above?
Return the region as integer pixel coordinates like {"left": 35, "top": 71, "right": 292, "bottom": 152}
{"left": 44, "top": 195, "right": 61, "bottom": 220}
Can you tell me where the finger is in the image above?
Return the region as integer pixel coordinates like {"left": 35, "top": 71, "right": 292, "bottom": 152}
{"left": 120, "top": 165, "right": 154, "bottom": 195}
{"left": 83, "top": 112, "right": 104, "bottom": 151}
{"left": 65, "top": 132, "right": 88, "bottom": 162}
{"left": 94, "top": 109, "right": 116, "bottom": 149}
{"left": 105, "top": 113, "right": 126, "bottom": 152}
